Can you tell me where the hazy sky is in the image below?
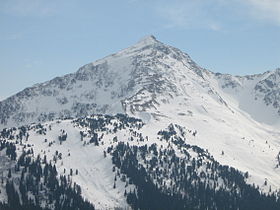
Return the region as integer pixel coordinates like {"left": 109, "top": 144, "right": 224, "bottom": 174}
{"left": 0, "top": 0, "right": 280, "bottom": 100}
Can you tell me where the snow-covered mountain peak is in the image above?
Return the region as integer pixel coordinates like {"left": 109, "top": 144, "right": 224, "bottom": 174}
{"left": 0, "top": 37, "right": 279, "bottom": 131}
{"left": 137, "top": 35, "right": 158, "bottom": 45}
{"left": 0, "top": 36, "right": 218, "bottom": 129}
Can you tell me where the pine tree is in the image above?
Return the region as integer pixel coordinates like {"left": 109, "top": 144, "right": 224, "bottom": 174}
{"left": 7, "top": 169, "right": 11, "bottom": 178}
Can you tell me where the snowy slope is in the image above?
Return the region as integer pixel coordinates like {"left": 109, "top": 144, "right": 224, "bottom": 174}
{"left": 1, "top": 114, "right": 279, "bottom": 209}
{"left": 0, "top": 115, "right": 142, "bottom": 209}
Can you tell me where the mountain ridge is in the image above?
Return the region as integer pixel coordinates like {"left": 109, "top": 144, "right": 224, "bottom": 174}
{"left": 0, "top": 36, "right": 279, "bottom": 129}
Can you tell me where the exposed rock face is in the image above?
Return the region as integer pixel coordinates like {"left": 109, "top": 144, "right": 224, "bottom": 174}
{"left": 254, "top": 69, "right": 280, "bottom": 113}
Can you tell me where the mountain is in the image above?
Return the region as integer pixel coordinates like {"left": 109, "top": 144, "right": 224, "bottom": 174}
{"left": 1, "top": 36, "right": 280, "bottom": 209}
{"left": 1, "top": 36, "right": 280, "bottom": 127}
{"left": 0, "top": 35, "right": 215, "bottom": 128}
